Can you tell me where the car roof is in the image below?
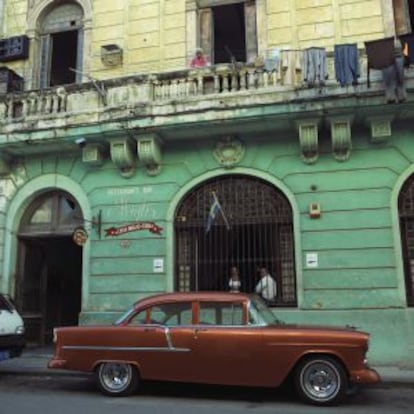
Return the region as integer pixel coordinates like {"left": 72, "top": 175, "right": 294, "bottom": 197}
{"left": 134, "top": 291, "right": 252, "bottom": 309}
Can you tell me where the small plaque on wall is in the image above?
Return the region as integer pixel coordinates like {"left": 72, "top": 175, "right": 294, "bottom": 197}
{"left": 153, "top": 258, "right": 164, "bottom": 273}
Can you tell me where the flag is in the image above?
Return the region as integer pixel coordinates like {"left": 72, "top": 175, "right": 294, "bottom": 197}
{"left": 206, "top": 192, "right": 230, "bottom": 233}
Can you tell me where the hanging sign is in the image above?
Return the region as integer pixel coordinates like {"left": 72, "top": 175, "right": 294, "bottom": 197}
{"left": 72, "top": 227, "right": 88, "bottom": 246}
{"left": 104, "top": 221, "right": 163, "bottom": 237}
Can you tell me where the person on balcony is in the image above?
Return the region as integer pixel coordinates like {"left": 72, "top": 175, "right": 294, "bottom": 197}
{"left": 190, "top": 48, "right": 209, "bottom": 68}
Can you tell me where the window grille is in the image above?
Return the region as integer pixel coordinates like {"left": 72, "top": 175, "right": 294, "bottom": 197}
{"left": 175, "top": 175, "right": 297, "bottom": 306}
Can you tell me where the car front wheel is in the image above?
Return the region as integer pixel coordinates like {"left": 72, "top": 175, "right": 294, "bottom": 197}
{"left": 96, "top": 362, "right": 139, "bottom": 396}
{"left": 294, "top": 356, "right": 347, "bottom": 405}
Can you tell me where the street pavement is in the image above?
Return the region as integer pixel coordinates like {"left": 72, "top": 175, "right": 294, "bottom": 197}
{"left": 1, "top": 346, "right": 414, "bottom": 388}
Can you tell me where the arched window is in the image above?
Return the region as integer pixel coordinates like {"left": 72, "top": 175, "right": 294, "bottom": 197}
{"left": 38, "top": 2, "right": 84, "bottom": 88}
{"left": 175, "top": 175, "right": 296, "bottom": 307}
{"left": 398, "top": 175, "right": 414, "bottom": 306}
{"left": 19, "top": 191, "right": 83, "bottom": 235}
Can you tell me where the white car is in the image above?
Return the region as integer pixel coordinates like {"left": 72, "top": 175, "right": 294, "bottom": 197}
{"left": 0, "top": 293, "right": 25, "bottom": 361}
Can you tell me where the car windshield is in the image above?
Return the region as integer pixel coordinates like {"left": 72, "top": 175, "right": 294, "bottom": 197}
{"left": 248, "top": 294, "right": 284, "bottom": 326}
{"left": 0, "top": 294, "right": 14, "bottom": 312}
{"left": 113, "top": 307, "right": 135, "bottom": 326}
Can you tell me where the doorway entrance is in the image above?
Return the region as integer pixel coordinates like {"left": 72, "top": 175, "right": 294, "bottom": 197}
{"left": 15, "top": 191, "right": 83, "bottom": 345}
{"left": 174, "top": 175, "right": 297, "bottom": 306}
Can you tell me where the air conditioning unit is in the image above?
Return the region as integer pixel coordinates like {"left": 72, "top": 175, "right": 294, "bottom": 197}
{"left": 101, "top": 44, "right": 123, "bottom": 67}
{"left": 0, "top": 67, "right": 24, "bottom": 95}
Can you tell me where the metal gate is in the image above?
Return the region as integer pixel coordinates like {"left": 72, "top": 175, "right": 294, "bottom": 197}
{"left": 175, "top": 175, "right": 296, "bottom": 306}
{"left": 399, "top": 176, "right": 414, "bottom": 306}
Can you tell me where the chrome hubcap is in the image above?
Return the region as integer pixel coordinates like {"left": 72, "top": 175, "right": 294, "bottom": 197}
{"left": 301, "top": 361, "right": 340, "bottom": 400}
{"left": 100, "top": 363, "right": 131, "bottom": 392}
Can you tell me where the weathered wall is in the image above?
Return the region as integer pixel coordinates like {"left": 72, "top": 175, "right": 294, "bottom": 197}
{"left": 1, "top": 0, "right": 391, "bottom": 82}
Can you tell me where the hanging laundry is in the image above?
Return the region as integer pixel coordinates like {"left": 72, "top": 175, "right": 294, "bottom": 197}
{"left": 381, "top": 40, "right": 406, "bottom": 103}
{"left": 334, "top": 44, "right": 360, "bottom": 87}
{"left": 264, "top": 48, "right": 280, "bottom": 72}
{"left": 303, "top": 47, "right": 328, "bottom": 87}
{"left": 364, "top": 37, "right": 394, "bottom": 87}
{"left": 278, "top": 50, "right": 303, "bottom": 87}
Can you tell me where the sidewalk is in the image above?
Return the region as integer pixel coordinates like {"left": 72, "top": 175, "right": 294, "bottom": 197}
{"left": 1, "top": 347, "right": 414, "bottom": 387}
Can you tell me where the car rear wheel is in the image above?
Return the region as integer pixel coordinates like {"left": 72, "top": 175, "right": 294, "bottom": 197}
{"left": 96, "top": 362, "right": 139, "bottom": 396}
{"left": 294, "top": 356, "right": 347, "bottom": 405}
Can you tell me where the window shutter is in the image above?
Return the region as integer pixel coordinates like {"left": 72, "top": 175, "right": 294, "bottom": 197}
{"left": 393, "top": 0, "right": 411, "bottom": 35}
{"left": 200, "top": 8, "right": 213, "bottom": 63}
{"left": 245, "top": 0, "right": 257, "bottom": 63}
{"left": 40, "top": 34, "right": 52, "bottom": 89}
{"left": 76, "top": 28, "right": 83, "bottom": 83}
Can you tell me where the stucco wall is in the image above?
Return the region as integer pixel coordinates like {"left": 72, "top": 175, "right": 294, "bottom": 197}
{"left": 1, "top": 124, "right": 414, "bottom": 364}
{"left": 2, "top": 0, "right": 390, "bottom": 81}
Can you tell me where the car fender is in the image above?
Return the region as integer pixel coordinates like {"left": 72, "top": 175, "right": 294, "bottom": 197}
{"left": 92, "top": 359, "right": 142, "bottom": 375}
{"left": 289, "top": 349, "right": 349, "bottom": 377}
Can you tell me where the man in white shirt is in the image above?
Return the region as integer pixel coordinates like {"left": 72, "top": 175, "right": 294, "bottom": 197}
{"left": 255, "top": 267, "right": 277, "bottom": 302}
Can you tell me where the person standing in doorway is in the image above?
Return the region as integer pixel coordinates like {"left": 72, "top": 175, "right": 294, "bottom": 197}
{"left": 255, "top": 266, "right": 277, "bottom": 303}
{"left": 190, "top": 48, "right": 209, "bottom": 68}
{"left": 228, "top": 266, "right": 241, "bottom": 293}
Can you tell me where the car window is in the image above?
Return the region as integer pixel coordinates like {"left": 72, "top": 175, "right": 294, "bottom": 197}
{"left": 128, "top": 309, "right": 148, "bottom": 325}
{"left": 199, "top": 302, "right": 244, "bottom": 326}
{"left": 151, "top": 303, "right": 192, "bottom": 326}
{"left": 128, "top": 303, "right": 192, "bottom": 326}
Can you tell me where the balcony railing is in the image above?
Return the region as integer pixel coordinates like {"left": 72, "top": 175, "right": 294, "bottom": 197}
{"left": 0, "top": 55, "right": 411, "bottom": 131}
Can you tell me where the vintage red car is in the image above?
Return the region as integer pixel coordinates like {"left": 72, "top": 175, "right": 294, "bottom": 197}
{"left": 48, "top": 292, "right": 380, "bottom": 405}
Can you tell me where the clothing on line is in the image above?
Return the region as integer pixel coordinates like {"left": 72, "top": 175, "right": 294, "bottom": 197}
{"left": 303, "top": 47, "right": 328, "bottom": 87}
{"left": 334, "top": 43, "right": 360, "bottom": 87}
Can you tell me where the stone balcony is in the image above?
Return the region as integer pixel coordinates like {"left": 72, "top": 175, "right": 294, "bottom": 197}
{"left": 0, "top": 58, "right": 413, "bottom": 172}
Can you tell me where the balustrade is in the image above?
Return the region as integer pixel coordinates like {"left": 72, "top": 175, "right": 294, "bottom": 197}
{"left": 0, "top": 54, "right": 394, "bottom": 125}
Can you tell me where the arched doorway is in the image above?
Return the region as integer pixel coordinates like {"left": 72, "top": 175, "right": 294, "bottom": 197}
{"left": 15, "top": 191, "right": 84, "bottom": 345}
{"left": 175, "top": 175, "right": 297, "bottom": 306}
{"left": 398, "top": 175, "right": 414, "bottom": 306}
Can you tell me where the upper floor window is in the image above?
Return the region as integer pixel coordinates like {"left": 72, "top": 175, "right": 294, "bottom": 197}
{"left": 198, "top": 0, "right": 257, "bottom": 64}
{"left": 39, "top": 2, "right": 84, "bottom": 88}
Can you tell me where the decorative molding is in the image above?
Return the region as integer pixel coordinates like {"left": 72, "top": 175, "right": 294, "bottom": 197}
{"left": 296, "top": 119, "right": 319, "bottom": 164}
{"left": 213, "top": 135, "right": 245, "bottom": 168}
{"left": 328, "top": 116, "right": 353, "bottom": 162}
{"left": 136, "top": 133, "right": 163, "bottom": 176}
{"left": 109, "top": 138, "right": 137, "bottom": 178}
{"left": 367, "top": 115, "right": 393, "bottom": 143}
{"left": 82, "top": 143, "right": 106, "bottom": 166}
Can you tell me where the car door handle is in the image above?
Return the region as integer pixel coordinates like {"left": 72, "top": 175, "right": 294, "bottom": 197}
{"left": 144, "top": 327, "right": 157, "bottom": 332}
{"left": 193, "top": 328, "right": 208, "bottom": 339}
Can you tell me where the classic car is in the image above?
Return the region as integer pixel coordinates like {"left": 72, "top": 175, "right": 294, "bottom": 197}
{"left": 48, "top": 292, "right": 380, "bottom": 405}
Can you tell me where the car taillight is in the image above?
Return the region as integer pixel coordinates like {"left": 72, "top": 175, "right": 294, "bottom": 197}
{"left": 53, "top": 328, "right": 58, "bottom": 343}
